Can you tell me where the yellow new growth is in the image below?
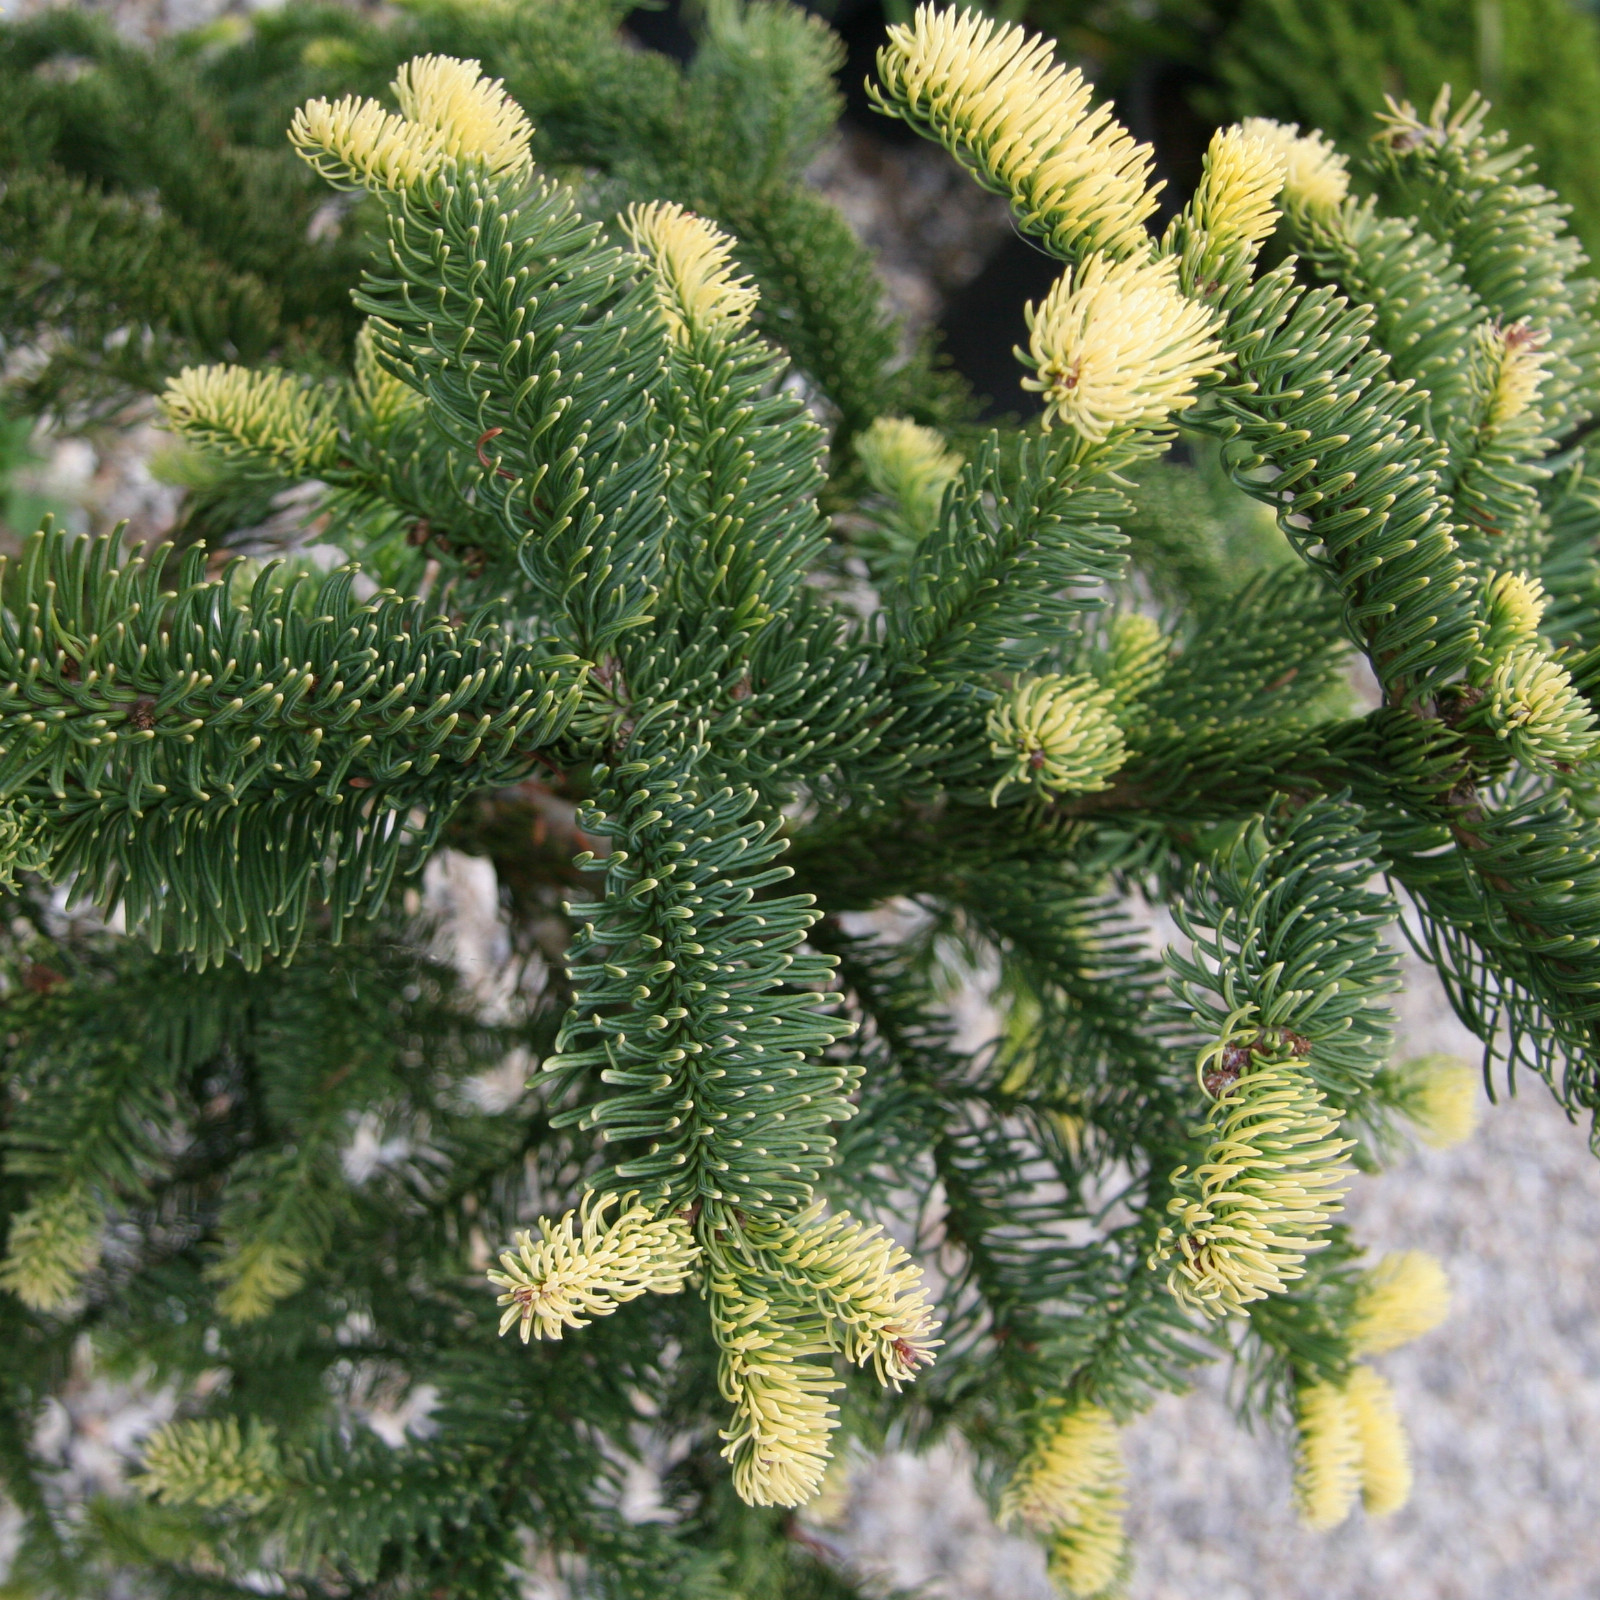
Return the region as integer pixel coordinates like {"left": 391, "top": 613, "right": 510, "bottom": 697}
{"left": 1349, "top": 1250, "right": 1451, "bottom": 1355}
{"left": 873, "top": 5, "right": 1159, "bottom": 263}
{"left": 1391, "top": 1053, "right": 1481, "bottom": 1148}
{"left": 623, "top": 201, "right": 759, "bottom": 345}
{"left": 1481, "top": 319, "right": 1552, "bottom": 428}
{"left": 1474, "top": 566, "right": 1595, "bottom": 769}
{"left": 1152, "top": 1060, "right": 1352, "bottom": 1317}
{"left": 163, "top": 365, "right": 340, "bottom": 475}
{"left": 0, "top": 1184, "right": 102, "bottom": 1312}
{"left": 764, "top": 1203, "right": 941, "bottom": 1387}
{"left": 1001, "top": 1402, "right": 1126, "bottom": 1597}
{"left": 209, "top": 1238, "right": 311, "bottom": 1324}
{"left": 1487, "top": 642, "right": 1599, "bottom": 769}
{"left": 1239, "top": 117, "right": 1351, "bottom": 215}
{"left": 1294, "top": 1366, "right": 1414, "bottom": 1528}
{"left": 1344, "top": 1365, "right": 1413, "bottom": 1516}
{"left": 987, "top": 673, "right": 1127, "bottom": 804}
{"left": 392, "top": 55, "right": 534, "bottom": 177}
{"left": 704, "top": 1205, "right": 939, "bottom": 1510}
{"left": 488, "top": 1192, "right": 698, "bottom": 1343}
{"left": 291, "top": 94, "right": 433, "bottom": 190}
{"left": 1048, "top": 1494, "right": 1126, "bottom": 1598}
{"left": 291, "top": 56, "right": 532, "bottom": 192}
{"left": 1103, "top": 613, "right": 1169, "bottom": 710}
{"left": 1483, "top": 569, "right": 1546, "bottom": 647}
{"left": 710, "top": 1263, "right": 841, "bottom": 1509}
{"left": 138, "top": 1418, "right": 283, "bottom": 1513}
{"left": 856, "top": 416, "right": 964, "bottom": 539}
{"left": 1001, "top": 1401, "right": 1120, "bottom": 1534}
{"left": 1293, "top": 1380, "right": 1362, "bottom": 1530}
{"left": 353, "top": 321, "right": 421, "bottom": 430}
{"left": 1185, "top": 125, "right": 1285, "bottom": 259}
{"left": 1021, "top": 253, "right": 1224, "bottom": 441}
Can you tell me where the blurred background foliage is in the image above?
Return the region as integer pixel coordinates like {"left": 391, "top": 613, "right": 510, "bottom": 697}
{"left": 1019, "top": 0, "right": 1600, "bottom": 260}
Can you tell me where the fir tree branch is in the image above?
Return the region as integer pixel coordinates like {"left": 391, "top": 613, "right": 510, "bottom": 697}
{"left": 0, "top": 529, "right": 584, "bottom": 966}
{"left": 544, "top": 736, "right": 857, "bottom": 1216}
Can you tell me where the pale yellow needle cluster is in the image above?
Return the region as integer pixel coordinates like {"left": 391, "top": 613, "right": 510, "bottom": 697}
{"left": 1020, "top": 253, "right": 1225, "bottom": 442}
{"left": 873, "top": 5, "right": 1159, "bottom": 262}
{"left": 488, "top": 1192, "right": 698, "bottom": 1343}
{"left": 1152, "top": 1060, "right": 1352, "bottom": 1317}
{"left": 623, "top": 201, "right": 760, "bottom": 346}
{"left": 1048, "top": 1493, "right": 1127, "bottom": 1598}
{"left": 707, "top": 1206, "right": 939, "bottom": 1509}
{"left": 1343, "top": 1365, "right": 1413, "bottom": 1516}
{"left": 762, "top": 1203, "right": 941, "bottom": 1387}
{"left": 1348, "top": 1250, "right": 1452, "bottom": 1355}
{"left": 487, "top": 1191, "right": 937, "bottom": 1511}
{"left": 1293, "top": 1379, "right": 1361, "bottom": 1530}
{"left": 856, "top": 415, "right": 965, "bottom": 541}
{"left": 1183, "top": 125, "right": 1286, "bottom": 260}
{"left": 1102, "top": 612, "right": 1169, "bottom": 710}
{"left": 1469, "top": 564, "right": 1597, "bottom": 770}
{"left": 353, "top": 321, "right": 421, "bottom": 430}
{"left": 1294, "top": 1367, "right": 1413, "bottom": 1527}
{"left": 138, "top": 1418, "right": 283, "bottom": 1513}
{"left": 710, "top": 1264, "right": 842, "bottom": 1508}
{"left": 1384, "top": 1052, "right": 1481, "bottom": 1148}
{"left": 1239, "top": 117, "right": 1351, "bottom": 215}
{"left": 1487, "top": 642, "right": 1599, "bottom": 769}
{"left": 1294, "top": 1248, "right": 1448, "bottom": 1527}
{"left": 0, "top": 1183, "right": 103, "bottom": 1312}
{"left": 291, "top": 55, "right": 533, "bottom": 193}
{"left": 1479, "top": 319, "right": 1552, "bottom": 428}
{"left": 209, "top": 1238, "right": 313, "bottom": 1324}
{"left": 986, "top": 673, "right": 1128, "bottom": 804}
{"left": 393, "top": 55, "right": 533, "bottom": 175}
{"left": 163, "top": 365, "right": 341, "bottom": 475}
{"left": 1482, "top": 568, "right": 1546, "bottom": 651}
{"left": 1000, "top": 1402, "right": 1126, "bottom": 1598}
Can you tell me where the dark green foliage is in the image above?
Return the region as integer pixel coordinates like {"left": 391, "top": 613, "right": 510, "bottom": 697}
{"left": 1378, "top": 775, "right": 1600, "bottom": 1119}
{"left": 547, "top": 742, "right": 858, "bottom": 1216}
{"left": 3, "top": 4, "right": 1600, "bottom": 1597}
{"left": 0, "top": 168, "right": 292, "bottom": 420}
{"left": 1197, "top": 262, "right": 1480, "bottom": 697}
{"left": 1166, "top": 800, "right": 1400, "bottom": 1102}
{"left": 0, "top": 0, "right": 964, "bottom": 452}
{"left": 355, "top": 168, "right": 672, "bottom": 654}
{"left": 886, "top": 437, "right": 1128, "bottom": 680}
{"left": 0, "top": 9, "right": 365, "bottom": 416}
{"left": 0, "top": 528, "right": 583, "bottom": 967}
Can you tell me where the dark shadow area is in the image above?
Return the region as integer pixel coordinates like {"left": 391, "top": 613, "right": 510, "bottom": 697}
{"left": 624, "top": 1, "right": 697, "bottom": 61}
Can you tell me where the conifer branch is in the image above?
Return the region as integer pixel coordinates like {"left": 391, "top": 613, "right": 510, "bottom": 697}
{"left": 543, "top": 739, "right": 858, "bottom": 1216}
{"left": 8, "top": 6, "right": 1600, "bottom": 1584}
{"left": 0, "top": 528, "right": 583, "bottom": 965}
{"left": 870, "top": 6, "right": 1160, "bottom": 263}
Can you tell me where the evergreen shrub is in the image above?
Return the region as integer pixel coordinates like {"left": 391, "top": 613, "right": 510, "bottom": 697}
{"left": 2, "top": 3, "right": 1599, "bottom": 1595}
